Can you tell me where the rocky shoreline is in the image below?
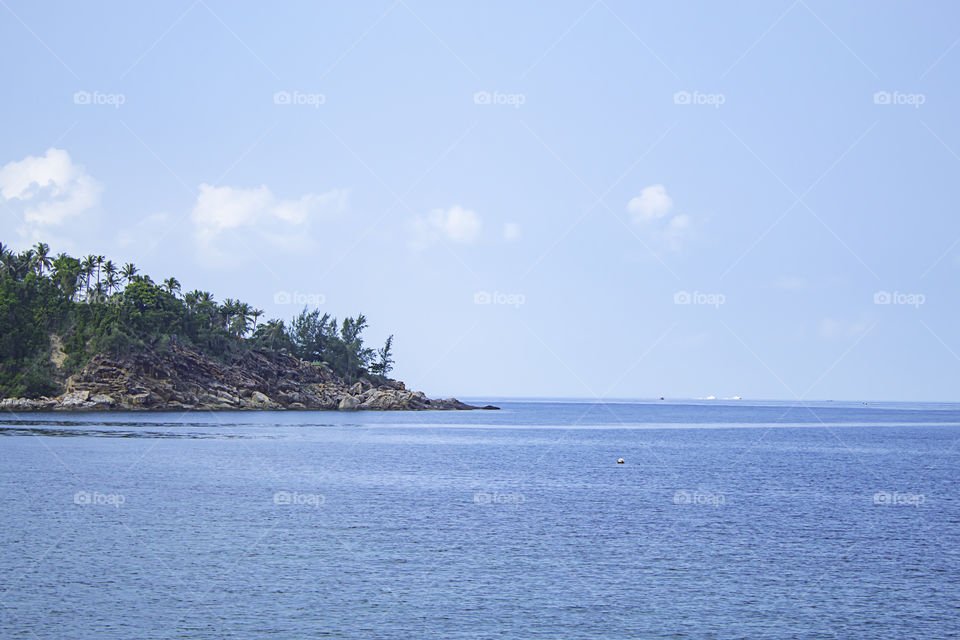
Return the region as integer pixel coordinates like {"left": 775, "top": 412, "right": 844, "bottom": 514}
{"left": 0, "top": 344, "right": 496, "bottom": 412}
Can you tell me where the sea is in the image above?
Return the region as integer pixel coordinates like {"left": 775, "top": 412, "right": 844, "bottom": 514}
{"left": 0, "top": 399, "right": 958, "bottom": 639}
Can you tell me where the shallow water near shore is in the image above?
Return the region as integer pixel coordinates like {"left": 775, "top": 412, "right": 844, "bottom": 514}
{"left": 1, "top": 400, "right": 958, "bottom": 638}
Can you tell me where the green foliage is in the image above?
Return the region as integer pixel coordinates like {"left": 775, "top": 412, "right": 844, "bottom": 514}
{"left": 0, "top": 240, "right": 396, "bottom": 398}
{"left": 370, "top": 335, "right": 394, "bottom": 376}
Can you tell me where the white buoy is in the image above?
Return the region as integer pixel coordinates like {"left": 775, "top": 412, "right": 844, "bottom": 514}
{"left": 617, "top": 458, "right": 625, "bottom": 464}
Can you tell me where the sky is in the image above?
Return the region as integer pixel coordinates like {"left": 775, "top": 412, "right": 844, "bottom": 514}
{"left": 1, "top": 0, "right": 959, "bottom": 402}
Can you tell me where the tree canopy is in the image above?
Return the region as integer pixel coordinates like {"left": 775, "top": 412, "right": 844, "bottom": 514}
{"left": 0, "top": 241, "right": 396, "bottom": 398}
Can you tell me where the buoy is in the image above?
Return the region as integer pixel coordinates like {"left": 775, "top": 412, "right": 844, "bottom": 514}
{"left": 617, "top": 458, "right": 625, "bottom": 464}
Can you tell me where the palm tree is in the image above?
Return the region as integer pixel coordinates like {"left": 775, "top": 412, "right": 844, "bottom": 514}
{"left": 105, "top": 272, "right": 120, "bottom": 295}
{"left": 162, "top": 277, "right": 181, "bottom": 297}
{"left": 32, "top": 242, "right": 53, "bottom": 276}
{"left": 221, "top": 298, "right": 238, "bottom": 330}
{"left": 121, "top": 263, "right": 138, "bottom": 285}
{"left": 103, "top": 260, "right": 117, "bottom": 286}
{"left": 80, "top": 256, "right": 95, "bottom": 294}
{"left": 229, "top": 302, "right": 253, "bottom": 338}
{"left": 250, "top": 308, "right": 264, "bottom": 330}
{"left": 95, "top": 255, "right": 105, "bottom": 288}
{"left": 0, "top": 242, "right": 10, "bottom": 274}
{"left": 91, "top": 280, "right": 107, "bottom": 303}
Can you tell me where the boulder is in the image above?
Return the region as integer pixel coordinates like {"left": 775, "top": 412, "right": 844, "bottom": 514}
{"left": 338, "top": 395, "right": 360, "bottom": 411}
{"left": 246, "top": 391, "right": 279, "bottom": 409}
{"left": 59, "top": 390, "right": 90, "bottom": 408}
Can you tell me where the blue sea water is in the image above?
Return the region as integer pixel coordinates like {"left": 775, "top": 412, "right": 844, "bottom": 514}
{"left": 0, "top": 400, "right": 958, "bottom": 639}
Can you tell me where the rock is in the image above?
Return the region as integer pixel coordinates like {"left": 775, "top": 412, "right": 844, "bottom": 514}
{"left": 0, "top": 342, "right": 498, "bottom": 412}
{"left": 1, "top": 397, "right": 56, "bottom": 411}
{"left": 59, "top": 390, "right": 90, "bottom": 408}
{"left": 246, "top": 391, "right": 279, "bottom": 409}
{"left": 338, "top": 395, "right": 360, "bottom": 411}
{"left": 89, "top": 394, "right": 115, "bottom": 408}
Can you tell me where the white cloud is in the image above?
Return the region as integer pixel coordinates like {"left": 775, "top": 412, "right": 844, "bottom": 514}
{"left": 191, "top": 183, "right": 348, "bottom": 246}
{"left": 627, "top": 184, "right": 673, "bottom": 222}
{"left": 503, "top": 222, "right": 521, "bottom": 242}
{"left": 626, "top": 185, "right": 698, "bottom": 252}
{"left": 0, "top": 148, "right": 101, "bottom": 224}
{"left": 410, "top": 205, "right": 481, "bottom": 249}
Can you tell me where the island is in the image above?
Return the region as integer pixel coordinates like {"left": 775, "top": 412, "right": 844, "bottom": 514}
{"left": 0, "top": 241, "right": 496, "bottom": 412}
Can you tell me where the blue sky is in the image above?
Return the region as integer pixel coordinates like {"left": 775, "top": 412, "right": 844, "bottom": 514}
{"left": 1, "top": 1, "right": 959, "bottom": 401}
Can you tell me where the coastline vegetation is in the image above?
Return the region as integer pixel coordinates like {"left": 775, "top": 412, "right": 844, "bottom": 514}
{"left": 0, "top": 241, "right": 394, "bottom": 399}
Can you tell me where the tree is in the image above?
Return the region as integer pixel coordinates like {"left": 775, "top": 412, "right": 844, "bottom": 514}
{"left": 290, "top": 308, "right": 335, "bottom": 363}
{"left": 162, "top": 277, "right": 181, "bottom": 297}
{"left": 32, "top": 242, "right": 52, "bottom": 276}
{"left": 251, "top": 319, "right": 294, "bottom": 352}
{"left": 338, "top": 314, "right": 373, "bottom": 381}
{"left": 370, "top": 335, "right": 394, "bottom": 376}
{"left": 0, "top": 238, "right": 403, "bottom": 398}
{"left": 81, "top": 256, "right": 96, "bottom": 296}
{"left": 105, "top": 272, "right": 120, "bottom": 295}
{"left": 95, "top": 255, "right": 105, "bottom": 288}
{"left": 121, "top": 263, "right": 138, "bottom": 285}
{"left": 229, "top": 302, "right": 252, "bottom": 338}
{"left": 103, "top": 261, "right": 118, "bottom": 292}
{"left": 51, "top": 254, "right": 81, "bottom": 300}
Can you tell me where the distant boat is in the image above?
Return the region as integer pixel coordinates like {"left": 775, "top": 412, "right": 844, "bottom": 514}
{"left": 706, "top": 395, "right": 716, "bottom": 400}
{"left": 732, "top": 395, "right": 742, "bottom": 400}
